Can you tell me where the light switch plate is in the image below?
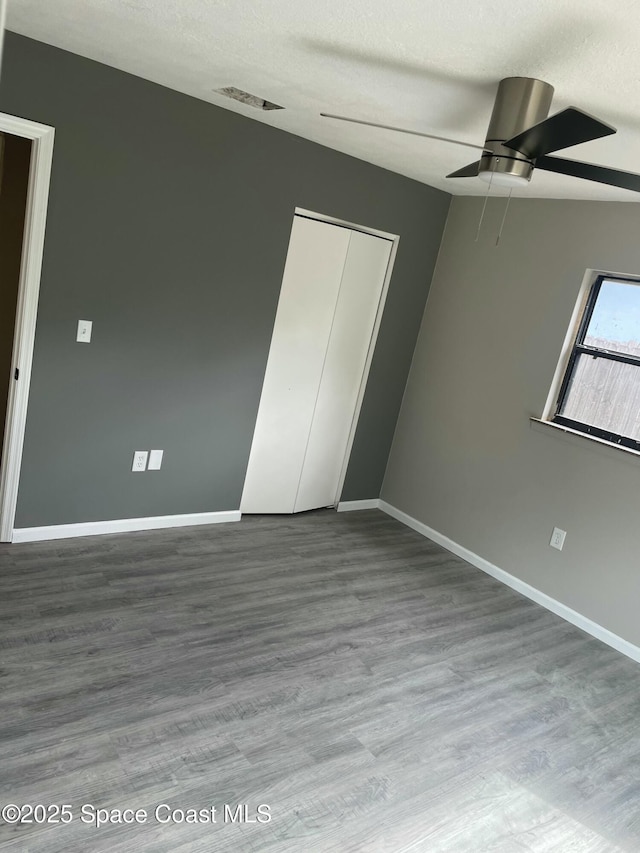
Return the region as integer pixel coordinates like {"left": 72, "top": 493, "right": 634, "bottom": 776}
{"left": 77, "top": 319, "right": 92, "bottom": 343}
{"left": 148, "top": 449, "right": 163, "bottom": 470}
{"left": 132, "top": 451, "right": 148, "bottom": 472}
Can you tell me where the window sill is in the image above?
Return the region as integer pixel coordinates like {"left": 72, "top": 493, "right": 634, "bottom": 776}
{"left": 529, "top": 417, "right": 640, "bottom": 463}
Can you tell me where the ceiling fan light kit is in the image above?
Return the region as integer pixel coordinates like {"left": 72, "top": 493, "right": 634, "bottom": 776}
{"left": 477, "top": 168, "right": 530, "bottom": 188}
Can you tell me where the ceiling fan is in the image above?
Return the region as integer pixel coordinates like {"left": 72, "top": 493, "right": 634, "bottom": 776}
{"left": 322, "top": 77, "right": 640, "bottom": 193}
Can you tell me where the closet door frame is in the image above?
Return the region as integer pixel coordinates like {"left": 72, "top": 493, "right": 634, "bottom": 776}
{"left": 294, "top": 208, "right": 399, "bottom": 507}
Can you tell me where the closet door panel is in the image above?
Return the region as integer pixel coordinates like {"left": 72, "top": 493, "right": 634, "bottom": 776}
{"left": 294, "top": 230, "right": 392, "bottom": 512}
{"left": 241, "top": 216, "right": 350, "bottom": 513}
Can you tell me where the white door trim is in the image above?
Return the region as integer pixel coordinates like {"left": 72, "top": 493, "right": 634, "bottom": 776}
{"left": 0, "top": 2, "right": 8, "bottom": 71}
{"left": 294, "top": 207, "right": 397, "bottom": 243}
{"left": 0, "top": 112, "right": 55, "bottom": 542}
{"left": 294, "top": 208, "right": 400, "bottom": 507}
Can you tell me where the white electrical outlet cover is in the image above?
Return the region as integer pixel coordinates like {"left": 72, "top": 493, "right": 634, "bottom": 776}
{"left": 132, "top": 451, "right": 148, "bottom": 472}
{"left": 148, "top": 449, "right": 163, "bottom": 470}
{"left": 77, "top": 319, "right": 92, "bottom": 343}
{"left": 550, "top": 527, "right": 567, "bottom": 551}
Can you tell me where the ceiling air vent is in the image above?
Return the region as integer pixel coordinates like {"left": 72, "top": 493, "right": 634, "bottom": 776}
{"left": 215, "top": 87, "right": 283, "bottom": 111}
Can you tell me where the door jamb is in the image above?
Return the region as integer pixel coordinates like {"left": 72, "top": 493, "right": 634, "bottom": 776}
{"left": 0, "top": 112, "right": 55, "bottom": 542}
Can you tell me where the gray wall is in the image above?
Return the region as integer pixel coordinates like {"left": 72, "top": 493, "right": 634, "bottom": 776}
{"left": 0, "top": 32, "right": 450, "bottom": 527}
{"left": 0, "top": 134, "right": 31, "bottom": 457}
{"left": 383, "top": 195, "right": 640, "bottom": 647}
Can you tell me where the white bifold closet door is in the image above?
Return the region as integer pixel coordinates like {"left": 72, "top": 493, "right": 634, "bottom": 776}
{"left": 241, "top": 215, "right": 392, "bottom": 514}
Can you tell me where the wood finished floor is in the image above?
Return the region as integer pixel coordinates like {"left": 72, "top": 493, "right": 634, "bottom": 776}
{"left": 1, "top": 509, "right": 639, "bottom": 852}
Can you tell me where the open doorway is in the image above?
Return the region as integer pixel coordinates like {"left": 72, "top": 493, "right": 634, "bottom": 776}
{"left": 0, "top": 112, "right": 55, "bottom": 542}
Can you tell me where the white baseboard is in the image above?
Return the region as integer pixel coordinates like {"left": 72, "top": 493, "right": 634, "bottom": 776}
{"left": 337, "top": 499, "right": 381, "bottom": 512}
{"left": 12, "top": 510, "right": 241, "bottom": 543}
{"left": 378, "top": 499, "right": 640, "bottom": 665}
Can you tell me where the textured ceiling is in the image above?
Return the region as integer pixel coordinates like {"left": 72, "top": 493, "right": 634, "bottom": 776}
{"left": 7, "top": 0, "right": 640, "bottom": 200}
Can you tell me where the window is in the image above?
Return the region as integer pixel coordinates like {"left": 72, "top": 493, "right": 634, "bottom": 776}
{"left": 552, "top": 275, "right": 640, "bottom": 451}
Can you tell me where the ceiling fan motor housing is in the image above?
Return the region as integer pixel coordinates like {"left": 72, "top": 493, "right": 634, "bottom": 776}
{"left": 480, "top": 77, "right": 554, "bottom": 185}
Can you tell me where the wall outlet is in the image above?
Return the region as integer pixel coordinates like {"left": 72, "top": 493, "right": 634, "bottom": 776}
{"left": 76, "top": 319, "right": 92, "bottom": 343}
{"left": 550, "top": 527, "right": 566, "bottom": 551}
{"left": 132, "top": 451, "right": 148, "bottom": 472}
{"left": 148, "top": 449, "right": 163, "bottom": 470}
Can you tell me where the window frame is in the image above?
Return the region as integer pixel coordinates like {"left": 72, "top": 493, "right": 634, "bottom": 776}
{"left": 552, "top": 273, "right": 640, "bottom": 452}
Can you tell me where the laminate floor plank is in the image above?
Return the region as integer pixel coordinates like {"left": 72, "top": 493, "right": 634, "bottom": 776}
{"left": 1, "top": 509, "right": 639, "bottom": 851}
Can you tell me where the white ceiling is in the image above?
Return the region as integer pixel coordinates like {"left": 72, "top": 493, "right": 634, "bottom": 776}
{"left": 7, "top": 0, "right": 640, "bottom": 201}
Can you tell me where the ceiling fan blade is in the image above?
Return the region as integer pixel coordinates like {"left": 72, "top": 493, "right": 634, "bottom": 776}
{"left": 446, "top": 161, "right": 481, "bottom": 178}
{"left": 536, "top": 155, "right": 640, "bottom": 193}
{"left": 503, "top": 107, "right": 615, "bottom": 158}
{"left": 320, "top": 113, "right": 485, "bottom": 151}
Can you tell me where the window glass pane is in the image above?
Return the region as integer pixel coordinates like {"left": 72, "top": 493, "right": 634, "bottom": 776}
{"left": 560, "top": 353, "right": 640, "bottom": 440}
{"left": 584, "top": 279, "right": 640, "bottom": 356}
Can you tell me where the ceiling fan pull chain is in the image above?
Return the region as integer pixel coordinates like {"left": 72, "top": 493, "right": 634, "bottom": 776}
{"left": 475, "top": 169, "right": 494, "bottom": 242}
{"left": 495, "top": 189, "right": 513, "bottom": 246}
